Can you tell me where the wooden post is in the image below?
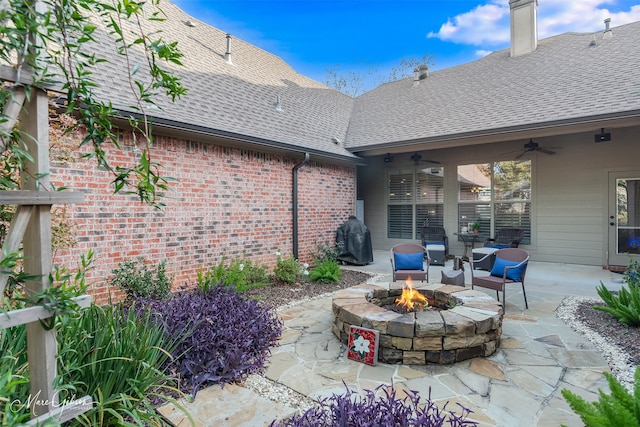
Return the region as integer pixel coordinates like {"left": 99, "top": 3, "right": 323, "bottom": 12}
{"left": 20, "top": 88, "right": 58, "bottom": 416}
{"left": 1, "top": 1, "right": 92, "bottom": 422}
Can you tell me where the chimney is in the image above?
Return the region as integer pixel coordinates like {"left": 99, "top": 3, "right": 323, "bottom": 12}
{"left": 224, "top": 33, "right": 233, "bottom": 64}
{"left": 509, "top": 0, "right": 538, "bottom": 57}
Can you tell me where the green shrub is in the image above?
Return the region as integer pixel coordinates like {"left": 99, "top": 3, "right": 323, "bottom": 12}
{"left": 273, "top": 251, "right": 307, "bottom": 284}
{"left": 198, "top": 256, "right": 268, "bottom": 292}
{"left": 309, "top": 259, "right": 343, "bottom": 284}
{"left": 310, "top": 241, "right": 340, "bottom": 263}
{"left": 562, "top": 367, "right": 640, "bottom": 427}
{"left": 56, "top": 303, "right": 188, "bottom": 426}
{"left": 595, "top": 282, "right": 640, "bottom": 326}
{"left": 0, "top": 304, "right": 187, "bottom": 426}
{"left": 625, "top": 258, "right": 640, "bottom": 288}
{"left": 594, "top": 259, "right": 640, "bottom": 326}
{"left": 109, "top": 257, "right": 172, "bottom": 301}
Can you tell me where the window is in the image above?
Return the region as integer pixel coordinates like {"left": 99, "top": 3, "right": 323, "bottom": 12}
{"left": 388, "top": 168, "right": 444, "bottom": 239}
{"left": 458, "top": 161, "right": 531, "bottom": 244}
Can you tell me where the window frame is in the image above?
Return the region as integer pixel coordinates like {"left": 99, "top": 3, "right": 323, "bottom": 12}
{"left": 457, "top": 161, "right": 532, "bottom": 244}
{"left": 387, "top": 167, "right": 445, "bottom": 239}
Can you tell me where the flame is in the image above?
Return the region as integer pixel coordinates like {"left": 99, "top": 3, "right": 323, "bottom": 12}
{"left": 395, "top": 277, "right": 428, "bottom": 311}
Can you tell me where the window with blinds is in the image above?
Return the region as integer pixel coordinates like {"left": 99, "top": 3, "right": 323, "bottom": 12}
{"left": 457, "top": 161, "right": 531, "bottom": 244}
{"left": 388, "top": 168, "right": 444, "bottom": 239}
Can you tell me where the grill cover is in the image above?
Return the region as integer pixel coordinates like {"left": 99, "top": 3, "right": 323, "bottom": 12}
{"left": 336, "top": 216, "right": 373, "bottom": 265}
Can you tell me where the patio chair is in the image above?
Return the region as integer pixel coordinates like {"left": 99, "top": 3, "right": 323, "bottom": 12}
{"left": 486, "top": 228, "right": 524, "bottom": 249}
{"left": 471, "top": 228, "right": 524, "bottom": 270}
{"left": 420, "top": 226, "right": 449, "bottom": 266}
{"left": 390, "top": 243, "right": 429, "bottom": 282}
{"left": 470, "top": 248, "right": 530, "bottom": 311}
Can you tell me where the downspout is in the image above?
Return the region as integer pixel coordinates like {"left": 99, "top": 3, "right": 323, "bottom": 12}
{"left": 292, "top": 152, "right": 310, "bottom": 259}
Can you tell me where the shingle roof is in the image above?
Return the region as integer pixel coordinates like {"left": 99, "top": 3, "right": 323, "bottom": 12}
{"left": 87, "top": 1, "right": 357, "bottom": 160}
{"left": 345, "top": 21, "right": 640, "bottom": 150}
{"left": 85, "top": 3, "right": 640, "bottom": 159}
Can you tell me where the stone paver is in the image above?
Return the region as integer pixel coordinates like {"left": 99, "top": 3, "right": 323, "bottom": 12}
{"left": 157, "top": 383, "right": 297, "bottom": 427}
{"left": 164, "top": 255, "right": 625, "bottom": 426}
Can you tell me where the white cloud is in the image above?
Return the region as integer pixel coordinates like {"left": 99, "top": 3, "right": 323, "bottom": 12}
{"left": 428, "top": 0, "right": 510, "bottom": 45}
{"left": 428, "top": 0, "right": 640, "bottom": 47}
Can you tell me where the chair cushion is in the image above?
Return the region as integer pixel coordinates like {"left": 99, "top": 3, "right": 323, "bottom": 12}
{"left": 487, "top": 244, "right": 509, "bottom": 249}
{"left": 424, "top": 241, "right": 443, "bottom": 246}
{"left": 394, "top": 252, "right": 424, "bottom": 271}
{"left": 490, "top": 258, "right": 526, "bottom": 281}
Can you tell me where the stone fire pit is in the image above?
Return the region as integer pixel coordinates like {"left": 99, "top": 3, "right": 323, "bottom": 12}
{"left": 332, "top": 282, "right": 504, "bottom": 364}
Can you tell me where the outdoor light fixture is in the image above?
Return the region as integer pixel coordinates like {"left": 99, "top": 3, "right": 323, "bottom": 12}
{"left": 595, "top": 128, "right": 611, "bottom": 143}
{"left": 384, "top": 153, "right": 394, "bottom": 163}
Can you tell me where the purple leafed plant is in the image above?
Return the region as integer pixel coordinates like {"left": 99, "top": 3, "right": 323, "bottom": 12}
{"left": 141, "top": 284, "right": 283, "bottom": 397}
{"left": 271, "top": 384, "right": 478, "bottom": 427}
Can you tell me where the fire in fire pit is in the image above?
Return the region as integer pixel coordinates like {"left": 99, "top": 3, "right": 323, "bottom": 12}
{"left": 395, "top": 278, "right": 428, "bottom": 311}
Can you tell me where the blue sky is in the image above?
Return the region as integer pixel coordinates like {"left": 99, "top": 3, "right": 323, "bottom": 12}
{"left": 172, "top": 0, "right": 640, "bottom": 89}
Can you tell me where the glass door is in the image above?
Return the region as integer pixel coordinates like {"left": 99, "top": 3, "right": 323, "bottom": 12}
{"left": 609, "top": 172, "right": 640, "bottom": 266}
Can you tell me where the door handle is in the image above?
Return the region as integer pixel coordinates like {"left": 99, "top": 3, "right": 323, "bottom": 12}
{"left": 610, "top": 222, "right": 615, "bottom": 226}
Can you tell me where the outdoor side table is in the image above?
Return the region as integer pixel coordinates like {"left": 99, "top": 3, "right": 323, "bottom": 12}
{"left": 454, "top": 232, "right": 482, "bottom": 262}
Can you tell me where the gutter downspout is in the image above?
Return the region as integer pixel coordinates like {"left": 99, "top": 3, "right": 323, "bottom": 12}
{"left": 292, "top": 152, "right": 310, "bottom": 259}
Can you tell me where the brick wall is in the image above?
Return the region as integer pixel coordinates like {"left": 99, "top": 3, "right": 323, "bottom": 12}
{"left": 51, "top": 132, "right": 356, "bottom": 304}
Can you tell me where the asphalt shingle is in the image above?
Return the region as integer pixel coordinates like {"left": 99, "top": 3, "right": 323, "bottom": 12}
{"left": 82, "top": 3, "right": 640, "bottom": 157}
{"left": 86, "top": 1, "right": 357, "bottom": 160}
{"left": 345, "top": 22, "right": 640, "bottom": 150}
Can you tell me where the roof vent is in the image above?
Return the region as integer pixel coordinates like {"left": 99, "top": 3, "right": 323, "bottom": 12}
{"left": 603, "top": 18, "right": 612, "bottom": 39}
{"left": 185, "top": 20, "right": 196, "bottom": 27}
{"left": 415, "top": 65, "right": 429, "bottom": 80}
{"left": 224, "top": 33, "right": 233, "bottom": 64}
{"left": 275, "top": 95, "right": 283, "bottom": 112}
{"left": 413, "top": 65, "right": 429, "bottom": 86}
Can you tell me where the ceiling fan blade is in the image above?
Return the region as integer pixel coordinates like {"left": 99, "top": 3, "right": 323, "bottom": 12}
{"left": 422, "top": 159, "right": 441, "bottom": 164}
{"left": 515, "top": 150, "right": 527, "bottom": 159}
{"left": 538, "top": 148, "right": 556, "bottom": 155}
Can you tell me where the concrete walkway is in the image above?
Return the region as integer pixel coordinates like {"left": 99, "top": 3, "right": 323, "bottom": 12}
{"left": 161, "top": 251, "right": 625, "bottom": 426}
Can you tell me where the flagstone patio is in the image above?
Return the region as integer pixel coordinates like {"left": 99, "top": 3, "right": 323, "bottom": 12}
{"left": 161, "top": 251, "right": 627, "bottom": 426}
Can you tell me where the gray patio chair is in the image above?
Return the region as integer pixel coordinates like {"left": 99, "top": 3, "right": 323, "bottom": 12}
{"left": 485, "top": 228, "right": 524, "bottom": 249}
{"left": 390, "top": 243, "right": 429, "bottom": 282}
{"left": 470, "top": 248, "right": 530, "bottom": 311}
{"left": 472, "top": 228, "right": 525, "bottom": 270}
{"left": 420, "top": 226, "right": 449, "bottom": 266}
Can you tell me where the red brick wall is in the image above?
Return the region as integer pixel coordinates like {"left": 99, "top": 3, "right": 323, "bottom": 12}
{"left": 51, "top": 132, "right": 356, "bottom": 304}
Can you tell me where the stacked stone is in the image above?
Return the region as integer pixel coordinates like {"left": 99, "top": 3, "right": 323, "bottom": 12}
{"left": 332, "top": 283, "right": 504, "bottom": 365}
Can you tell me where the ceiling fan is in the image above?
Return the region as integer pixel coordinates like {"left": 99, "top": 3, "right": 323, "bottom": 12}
{"left": 515, "top": 139, "right": 556, "bottom": 159}
{"left": 411, "top": 152, "right": 440, "bottom": 165}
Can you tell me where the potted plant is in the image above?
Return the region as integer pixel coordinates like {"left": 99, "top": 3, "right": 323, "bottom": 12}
{"left": 470, "top": 222, "right": 481, "bottom": 234}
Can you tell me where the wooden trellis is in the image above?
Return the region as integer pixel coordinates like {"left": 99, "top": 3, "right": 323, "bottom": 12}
{"left": 0, "top": 66, "right": 92, "bottom": 423}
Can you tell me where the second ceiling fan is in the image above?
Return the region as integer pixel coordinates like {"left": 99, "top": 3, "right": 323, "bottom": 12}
{"left": 515, "top": 139, "right": 556, "bottom": 159}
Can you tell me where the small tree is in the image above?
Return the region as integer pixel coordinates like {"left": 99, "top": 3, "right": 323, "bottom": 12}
{"left": 325, "top": 53, "right": 434, "bottom": 96}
